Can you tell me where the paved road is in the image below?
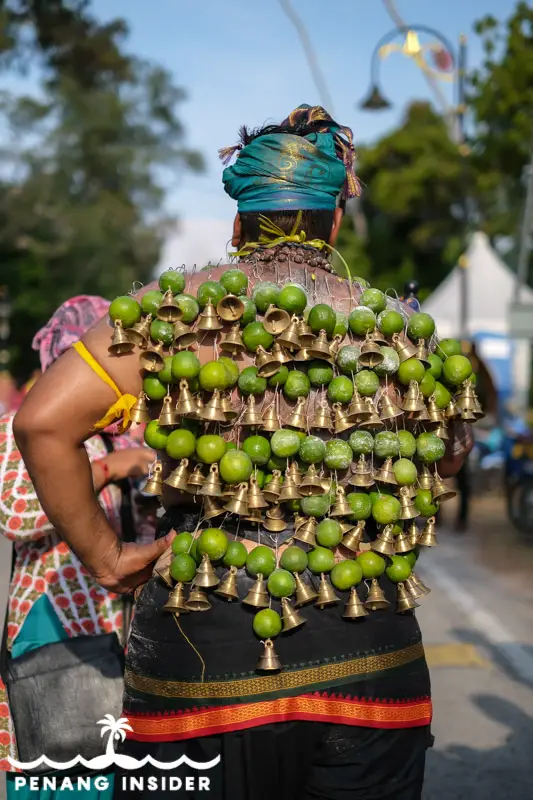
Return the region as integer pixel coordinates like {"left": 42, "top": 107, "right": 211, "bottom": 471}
{"left": 0, "top": 493, "right": 531, "bottom": 798}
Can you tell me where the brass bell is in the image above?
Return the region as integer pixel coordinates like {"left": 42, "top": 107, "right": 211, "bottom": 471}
{"left": 342, "top": 520, "right": 366, "bottom": 552}
{"left": 241, "top": 395, "right": 262, "bottom": 427}
{"left": 427, "top": 395, "right": 444, "bottom": 425}
{"left": 215, "top": 566, "right": 240, "bottom": 601}
{"left": 200, "top": 389, "right": 227, "bottom": 423}
{"left": 343, "top": 587, "right": 369, "bottom": 619}
{"left": 358, "top": 398, "right": 384, "bottom": 430}
{"left": 277, "top": 316, "right": 302, "bottom": 351}
{"left": 445, "top": 399, "right": 461, "bottom": 420}
{"left": 399, "top": 486, "right": 420, "bottom": 520}
{"left": 339, "top": 521, "right": 356, "bottom": 535}
{"left": 329, "top": 335, "right": 344, "bottom": 361}
{"left": 202, "top": 496, "right": 225, "bottom": 520}
{"left": 222, "top": 393, "right": 238, "bottom": 421}
{"left": 364, "top": 578, "right": 390, "bottom": 611}
{"left": 176, "top": 379, "right": 196, "bottom": 416}
{"left": 414, "top": 339, "right": 431, "bottom": 368}
{"left": 194, "top": 553, "right": 219, "bottom": 589}
{"left": 256, "top": 639, "right": 282, "bottom": 672}
{"left": 402, "top": 381, "right": 426, "bottom": 413}
{"left": 371, "top": 524, "right": 397, "bottom": 556}
{"left": 359, "top": 334, "right": 384, "bottom": 368}
{"left": 395, "top": 529, "right": 413, "bottom": 553}
{"left": 196, "top": 299, "right": 223, "bottom": 331}
{"left": 243, "top": 574, "right": 270, "bottom": 608}
{"left": 294, "top": 514, "right": 306, "bottom": 530}
{"left": 263, "top": 504, "right": 287, "bottom": 532}
{"left": 109, "top": 320, "right": 135, "bottom": 355}
{"left": 418, "top": 516, "right": 438, "bottom": 547}
{"left": 374, "top": 458, "right": 397, "bottom": 485}
{"left": 370, "top": 328, "right": 389, "bottom": 346}
{"left": 418, "top": 465, "right": 433, "bottom": 491}
{"left": 281, "top": 597, "right": 306, "bottom": 632}
{"left": 263, "top": 304, "right": 291, "bottom": 335}
{"left": 155, "top": 564, "right": 173, "bottom": 588}
{"left": 271, "top": 341, "right": 292, "bottom": 364}
{"left": 279, "top": 473, "right": 301, "bottom": 502}
{"left": 308, "top": 330, "right": 333, "bottom": 361}
{"left": 347, "top": 390, "right": 371, "bottom": 422}
{"left": 173, "top": 320, "right": 198, "bottom": 348}
{"left": 286, "top": 396, "right": 308, "bottom": 430}
{"left": 224, "top": 482, "right": 249, "bottom": 516}
{"left": 379, "top": 393, "right": 403, "bottom": 422}
{"left": 216, "top": 294, "right": 245, "bottom": 322}
{"left": 392, "top": 333, "right": 417, "bottom": 362}
{"left": 139, "top": 342, "right": 165, "bottom": 372}
{"left": 434, "top": 421, "right": 449, "bottom": 440}
{"left": 461, "top": 407, "right": 477, "bottom": 422}
{"left": 127, "top": 314, "right": 152, "bottom": 347}
{"left": 432, "top": 472, "right": 456, "bottom": 502}
{"left": 158, "top": 394, "right": 178, "bottom": 427}
{"left": 410, "top": 571, "right": 431, "bottom": 595}
{"left": 186, "top": 465, "right": 205, "bottom": 495}
{"left": 185, "top": 588, "right": 212, "bottom": 612}
{"left": 397, "top": 582, "right": 420, "bottom": 613}
{"left": 194, "top": 395, "right": 205, "bottom": 419}
{"left": 293, "top": 347, "right": 311, "bottom": 362}
{"left": 143, "top": 462, "right": 164, "bottom": 496}
{"left": 255, "top": 346, "right": 280, "bottom": 378}
{"left": 130, "top": 392, "right": 151, "bottom": 424}
{"left": 311, "top": 403, "right": 333, "bottom": 431}
{"left": 248, "top": 477, "right": 268, "bottom": 510}
{"left": 220, "top": 324, "right": 246, "bottom": 356}
{"left": 162, "top": 583, "right": 190, "bottom": 614}
{"left": 294, "top": 574, "right": 318, "bottom": 607}
{"left": 245, "top": 508, "right": 264, "bottom": 525}
{"left": 473, "top": 396, "right": 485, "bottom": 420}
{"left": 406, "top": 520, "right": 420, "bottom": 547}
{"left": 455, "top": 382, "right": 476, "bottom": 411}
{"left": 349, "top": 455, "right": 374, "bottom": 488}
{"left": 157, "top": 289, "right": 183, "bottom": 323}
{"left": 263, "top": 471, "right": 283, "bottom": 503}
{"left": 299, "top": 465, "right": 324, "bottom": 496}
{"left": 293, "top": 516, "right": 317, "bottom": 546}
{"left": 315, "top": 574, "right": 340, "bottom": 608}
{"left": 165, "top": 459, "right": 190, "bottom": 491}
{"left": 287, "top": 461, "right": 303, "bottom": 486}
{"left": 404, "top": 576, "right": 424, "bottom": 599}
{"left": 200, "top": 464, "right": 223, "bottom": 497}
{"left": 333, "top": 403, "right": 356, "bottom": 433}
{"left": 331, "top": 487, "right": 352, "bottom": 517}
{"left": 297, "top": 320, "right": 316, "bottom": 348}
{"left": 262, "top": 403, "right": 281, "bottom": 433}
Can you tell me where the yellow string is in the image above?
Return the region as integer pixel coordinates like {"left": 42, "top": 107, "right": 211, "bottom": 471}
{"left": 173, "top": 615, "right": 206, "bottom": 683}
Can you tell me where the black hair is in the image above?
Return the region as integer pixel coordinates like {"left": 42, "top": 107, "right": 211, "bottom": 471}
{"left": 239, "top": 209, "right": 335, "bottom": 244}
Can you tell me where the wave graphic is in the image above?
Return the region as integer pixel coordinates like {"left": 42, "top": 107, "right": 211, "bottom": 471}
{"left": 8, "top": 754, "right": 221, "bottom": 772}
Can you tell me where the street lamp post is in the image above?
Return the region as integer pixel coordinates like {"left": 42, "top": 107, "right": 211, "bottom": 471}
{"left": 359, "top": 26, "right": 470, "bottom": 340}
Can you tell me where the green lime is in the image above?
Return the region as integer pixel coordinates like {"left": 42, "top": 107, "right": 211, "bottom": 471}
{"left": 442, "top": 355, "right": 473, "bottom": 385}
{"left": 331, "top": 560, "right": 363, "bottom": 590}
{"left": 316, "top": 519, "right": 342, "bottom": 547}
{"left": 287, "top": 499, "right": 302, "bottom": 514}
{"left": 141, "top": 290, "right": 164, "bottom": 316}
{"left": 246, "top": 545, "right": 276, "bottom": 577}
{"left": 110, "top": 296, "right": 141, "bottom": 328}
{"left": 397, "top": 358, "right": 425, "bottom": 385}
{"left": 253, "top": 608, "right": 282, "bottom": 638}
{"left": 415, "top": 489, "right": 439, "bottom": 517}
{"left": 436, "top": 338, "right": 462, "bottom": 359}
{"left": 299, "top": 436, "right": 326, "bottom": 465}
{"left": 374, "top": 432, "right": 400, "bottom": 460}
{"left": 372, "top": 495, "right": 402, "bottom": 525}
{"left": 420, "top": 372, "right": 436, "bottom": 398}
{"left": 308, "top": 546, "right": 336, "bottom": 574}
{"left": 301, "top": 494, "right": 331, "bottom": 518}
{"left": 175, "top": 294, "right": 200, "bottom": 323}
{"left": 404, "top": 550, "right": 419, "bottom": 569}
{"left": 159, "top": 270, "right": 185, "bottom": 295}
{"left": 197, "top": 528, "right": 229, "bottom": 561}
{"left": 308, "top": 360, "right": 334, "bottom": 387}
{"left": 334, "top": 312, "right": 349, "bottom": 337}
{"left": 386, "top": 555, "right": 412, "bottom": 584}
{"left": 277, "top": 284, "right": 307, "bottom": 314}
{"left": 252, "top": 282, "right": 280, "bottom": 313}
{"left": 347, "top": 492, "right": 372, "bottom": 520}
{"left": 427, "top": 353, "right": 443, "bottom": 379}
{"left": 218, "top": 356, "right": 240, "bottom": 387}
{"left": 220, "top": 268, "right": 248, "bottom": 295}
{"left": 349, "top": 430, "right": 374, "bottom": 456}
{"left": 407, "top": 312, "right": 435, "bottom": 341}
{"left": 374, "top": 346, "right": 400, "bottom": 377}
{"left": 280, "top": 546, "right": 308, "bottom": 573}
{"left": 328, "top": 376, "right": 354, "bottom": 404}
{"left": 181, "top": 418, "right": 200, "bottom": 435}
{"left": 268, "top": 455, "right": 289, "bottom": 472}
{"left": 219, "top": 450, "right": 253, "bottom": 484}
{"left": 199, "top": 360, "right": 229, "bottom": 391}
{"left": 190, "top": 538, "right": 201, "bottom": 564}
{"left": 254, "top": 468, "right": 266, "bottom": 488}
{"left": 271, "top": 429, "right": 301, "bottom": 458}
{"left": 172, "top": 351, "right": 201, "bottom": 380}
{"left": 416, "top": 432, "right": 446, "bottom": 464}
{"left": 307, "top": 304, "right": 336, "bottom": 337}
{"left": 354, "top": 370, "right": 380, "bottom": 396}
{"left": 325, "top": 440, "right": 353, "bottom": 470}
{"left": 470, "top": 373, "right": 477, "bottom": 386}
{"left": 242, "top": 435, "right": 271, "bottom": 466}
{"left": 393, "top": 459, "right": 418, "bottom": 486}
{"left": 150, "top": 319, "right": 174, "bottom": 345}
{"left": 354, "top": 277, "right": 370, "bottom": 289}
{"left": 158, "top": 356, "right": 175, "bottom": 385}
{"left": 377, "top": 309, "right": 404, "bottom": 336}
{"left": 239, "top": 296, "right": 257, "bottom": 326}
{"left": 197, "top": 281, "right": 226, "bottom": 308}
{"left": 267, "top": 365, "right": 289, "bottom": 387}
{"left": 223, "top": 541, "right": 248, "bottom": 568}
{"left": 238, "top": 366, "right": 267, "bottom": 395}
{"left": 172, "top": 532, "right": 194, "bottom": 556}
{"left": 144, "top": 420, "right": 169, "bottom": 449}
{"left": 242, "top": 322, "right": 274, "bottom": 353}
{"left": 187, "top": 377, "right": 200, "bottom": 393}
{"left": 434, "top": 381, "right": 452, "bottom": 409}
{"left": 349, "top": 306, "right": 376, "bottom": 335}
{"left": 357, "top": 551, "right": 385, "bottom": 579}
{"left": 360, "top": 288, "right": 386, "bottom": 314}
{"left": 337, "top": 345, "right": 361, "bottom": 375}
{"left": 143, "top": 375, "right": 167, "bottom": 401}
{"left": 196, "top": 434, "right": 227, "bottom": 464}
{"left": 283, "top": 371, "right": 310, "bottom": 400}
{"left": 267, "top": 569, "right": 296, "bottom": 598}
{"left": 398, "top": 430, "right": 417, "bottom": 458}
{"left": 225, "top": 441, "right": 237, "bottom": 451}
{"left": 170, "top": 553, "right": 197, "bottom": 583}
{"left": 166, "top": 429, "right": 196, "bottom": 459}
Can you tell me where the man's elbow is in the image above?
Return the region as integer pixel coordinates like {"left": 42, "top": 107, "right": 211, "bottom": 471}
{"left": 13, "top": 403, "right": 49, "bottom": 455}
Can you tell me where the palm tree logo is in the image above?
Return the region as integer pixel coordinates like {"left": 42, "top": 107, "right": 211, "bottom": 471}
{"left": 98, "top": 714, "right": 133, "bottom": 758}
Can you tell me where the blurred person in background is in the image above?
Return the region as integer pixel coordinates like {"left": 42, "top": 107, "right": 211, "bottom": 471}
{"left": 0, "top": 296, "right": 156, "bottom": 799}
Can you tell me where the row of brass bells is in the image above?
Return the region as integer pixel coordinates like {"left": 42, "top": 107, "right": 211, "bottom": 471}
{"left": 298, "top": 320, "right": 315, "bottom": 348}
{"left": 222, "top": 393, "right": 238, "bottom": 421}
{"left": 312, "top": 403, "right": 333, "bottom": 431}
{"left": 264, "top": 504, "right": 286, "bottom": 532}
{"left": 347, "top": 391, "right": 371, "bottom": 422}
{"left": 263, "top": 471, "right": 283, "bottom": 502}
{"left": 186, "top": 588, "right": 212, "bottom": 612}
{"left": 281, "top": 597, "right": 306, "bottom": 631}
{"left": 316, "top": 574, "right": 340, "bottom": 609}
{"left": 156, "top": 289, "right": 182, "bottom": 324}
{"left": 263, "top": 305, "right": 291, "bottom": 335}
{"left": 395, "top": 528, "right": 413, "bottom": 553}
{"left": 279, "top": 473, "right": 301, "bottom": 502}
{"left": 262, "top": 403, "right": 281, "bottom": 432}
{"left": 288, "top": 461, "right": 303, "bottom": 486}
{"left": 331, "top": 487, "right": 352, "bottom": 517}
{"left": 163, "top": 582, "right": 190, "bottom": 614}
{"left": 375, "top": 458, "right": 397, "bottom": 485}
{"left": 220, "top": 324, "right": 245, "bottom": 357}
{"left": 256, "top": 639, "right": 282, "bottom": 672}
{"left": 241, "top": 395, "right": 262, "bottom": 426}
{"left": 402, "top": 381, "right": 425, "bottom": 413}
{"left": 172, "top": 320, "right": 198, "bottom": 349}
{"left": 272, "top": 341, "right": 292, "bottom": 364}
{"left": 358, "top": 398, "right": 384, "bottom": 430}
{"left": 445, "top": 399, "right": 461, "bottom": 420}
{"left": 397, "top": 582, "right": 420, "bottom": 612}
{"left": 342, "top": 520, "right": 366, "bottom": 552}
{"left": 287, "top": 397, "right": 308, "bottom": 430}
{"left": 415, "top": 339, "right": 431, "bottom": 368}
{"left": 399, "top": 486, "right": 420, "bottom": 520}
{"left": 248, "top": 477, "right": 268, "bottom": 510}
{"left": 176, "top": 380, "right": 196, "bottom": 416}
{"left": 143, "top": 462, "right": 164, "bottom": 496}
{"left": 217, "top": 294, "right": 245, "bottom": 322}
{"left": 215, "top": 566, "right": 240, "bottom": 601}
{"left": 432, "top": 472, "right": 456, "bottom": 502}
{"left": 139, "top": 342, "right": 164, "bottom": 372}
{"left": 333, "top": 403, "right": 356, "bottom": 433}
{"left": 277, "top": 316, "right": 301, "bottom": 351}
{"left": 393, "top": 333, "right": 417, "bottom": 363}
{"left": 109, "top": 320, "right": 135, "bottom": 355}
{"left": 130, "top": 392, "right": 151, "bottom": 424}
{"left": 427, "top": 395, "right": 444, "bottom": 426}
{"left": 224, "top": 482, "right": 249, "bottom": 515}
{"left": 165, "top": 459, "right": 190, "bottom": 491}
{"left": 379, "top": 393, "right": 403, "bottom": 422}
{"left": 200, "top": 390, "right": 227, "bottom": 423}
{"left": 256, "top": 346, "right": 280, "bottom": 378}
{"left": 186, "top": 464, "right": 205, "bottom": 494}
{"left": 359, "top": 333, "right": 384, "bottom": 368}
{"left": 350, "top": 455, "right": 374, "bottom": 488}
{"left": 418, "top": 516, "right": 438, "bottom": 547}
{"left": 365, "top": 579, "right": 390, "bottom": 611}
{"left": 127, "top": 313, "right": 153, "bottom": 347}
{"left": 194, "top": 554, "right": 219, "bottom": 589}
{"left": 199, "top": 464, "right": 223, "bottom": 497}
{"left": 159, "top": 394, "right": 178, "bottom": 427}
{"left": 299, "top": 465, "right": 324, "bottom": 497}
{"left": 243, "top": 574, "right": 269, "bottom": 608}
{"left": 371, "top": 524, "right": 396, "bottom": 557}
{"left": 329, "top": 335, "right": 344, "bottom": 361}
{"left": 203, "top": 496, "right": 225, "bottom": 520}
{"left": 308, "top": 330, "right": 333, "bottom": 363}
{"left": 294, "top": 573, "right": 318, "bottom": 606}
{"left": 197, "top": 300, "right": 223, "bottom": 332}
{"left": 411, "top": 572, "right": 431, "bottom": 596}
{"left": 407, "top": 520, "right": 419, "bottom": 547}
{"left": 293, "top": 516, "right": 317, "bottom": 546}
{"left": 343, "top": 587, "right": 369, "bottom": 619}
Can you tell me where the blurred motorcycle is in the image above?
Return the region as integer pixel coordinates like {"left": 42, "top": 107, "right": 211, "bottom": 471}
{"left": 504, "top": 423, "right": 533, "bottom": 538}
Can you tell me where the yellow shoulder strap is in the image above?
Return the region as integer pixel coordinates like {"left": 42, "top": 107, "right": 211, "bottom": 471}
{"left": 72, "top": 341, "right": 137, "bottom": 433}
